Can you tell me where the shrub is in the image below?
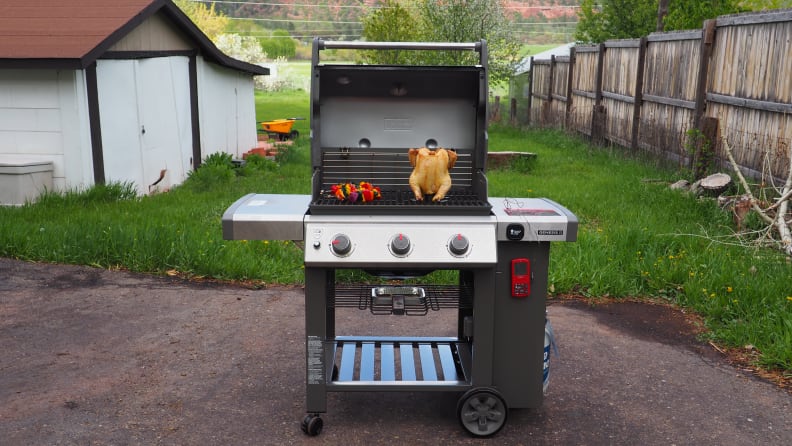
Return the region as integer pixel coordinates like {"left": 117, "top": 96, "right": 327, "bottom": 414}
{"left": 186, "top": 159, "right": 235, "bottom": 191}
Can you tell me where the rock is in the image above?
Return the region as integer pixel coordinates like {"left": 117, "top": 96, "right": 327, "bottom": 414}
{"left": 669, "top": 179, "right": 690, "bottom": 190}
{"left": 689, "top": 180, "right": 703, "bottom": 196}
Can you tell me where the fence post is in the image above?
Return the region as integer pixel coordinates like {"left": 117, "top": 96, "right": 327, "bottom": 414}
{"left": 510, "top": 97, "right": 517, "bottom": 125}
{"left": 542, "top": 55, "right": 556, "bottom": 125}
{"left": 694, "top": 19, "right": 717, "bottom": 130}
{"left": 591, "top": 43, "right": 606, "bottom": 145}
{"left": 690, "top": 19, "right": 718, "bottom": 177}
{"left": 631, "top": 37, "right": 648, "bottom": 151}
{"left": 565, "top": 46, "right": 576, "bottom": 130}
{"left": 527, "top": 56, "right": 534, "bottom": 126}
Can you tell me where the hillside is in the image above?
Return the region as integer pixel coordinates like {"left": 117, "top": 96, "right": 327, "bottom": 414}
{"left": 215, "top": 0, "right": 578, "bottom": 44}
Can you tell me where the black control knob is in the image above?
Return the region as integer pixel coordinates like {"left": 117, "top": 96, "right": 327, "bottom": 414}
{"left": 449, "top": 234, "right": 470, "bottom": 256}
{"left": 330, "top": 234, "right": 352, "bottom": 255}
{"left": 390, "top": 233, "right": 411, "bottom": 256}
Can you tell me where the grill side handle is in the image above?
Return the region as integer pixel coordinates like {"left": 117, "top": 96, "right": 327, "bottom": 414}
{"left": 313, "top": 39, "right": 488, "bottom": 66}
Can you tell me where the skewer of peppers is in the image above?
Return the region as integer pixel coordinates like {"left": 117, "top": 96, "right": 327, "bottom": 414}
{"left": 330, "top": 181, "right": 382, "bottom": 203}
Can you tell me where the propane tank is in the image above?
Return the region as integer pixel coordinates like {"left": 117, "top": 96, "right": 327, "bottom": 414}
{"left": 543, "top": 317, "right": 557, "bottom": 394}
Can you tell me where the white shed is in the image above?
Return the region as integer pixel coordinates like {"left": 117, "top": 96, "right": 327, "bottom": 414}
{"left": 0, "top": 0, "right": 268, "bottom": 202}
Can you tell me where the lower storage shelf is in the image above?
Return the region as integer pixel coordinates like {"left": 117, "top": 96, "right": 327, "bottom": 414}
{"left": 327, "top": 336, "right": 472, "bottom": 391}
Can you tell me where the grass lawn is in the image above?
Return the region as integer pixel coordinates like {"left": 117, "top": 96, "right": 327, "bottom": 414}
{"left": 1, "top": 90, "right": 790, "bottom": 374}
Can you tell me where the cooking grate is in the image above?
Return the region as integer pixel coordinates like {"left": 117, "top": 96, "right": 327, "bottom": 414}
{"left": 310, "top": 189, "right": 491, "bottom": 215}
{"left": 311, "top": 146, "right": 490, "bottom": 215}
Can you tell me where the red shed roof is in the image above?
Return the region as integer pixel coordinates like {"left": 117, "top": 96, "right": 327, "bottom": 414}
{"left": 0, "top": 0, "right": 267, "bottom": 74}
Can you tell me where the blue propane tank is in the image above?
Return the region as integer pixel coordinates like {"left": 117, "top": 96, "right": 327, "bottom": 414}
{"left": 543, "top": 317, "right": 557, "bottom": 394}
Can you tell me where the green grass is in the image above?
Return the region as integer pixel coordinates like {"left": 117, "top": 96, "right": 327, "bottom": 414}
{"left": 279, "top": 60, "right": 311, "bottom": 80}
{"left": 487, "top": 124, "right": 792, "bottom": 371}
{"left": 1, "top": 93, "right": 791, "bottom": 373}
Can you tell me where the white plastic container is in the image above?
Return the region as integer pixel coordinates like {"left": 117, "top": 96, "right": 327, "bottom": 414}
{"left": 0, "top": 158, "right": 53, "bottom": 205}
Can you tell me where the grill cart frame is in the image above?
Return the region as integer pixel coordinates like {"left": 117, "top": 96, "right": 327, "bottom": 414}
{"left": 221, "top": 39, "right": 578, "bottom": 438}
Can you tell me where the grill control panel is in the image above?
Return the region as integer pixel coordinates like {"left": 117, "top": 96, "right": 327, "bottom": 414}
{"left": 304, "top": 216, "right": 497, "bottom": 267}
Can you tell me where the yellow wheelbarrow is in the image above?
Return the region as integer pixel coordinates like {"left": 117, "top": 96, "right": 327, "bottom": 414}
{"left": 259, "top": 117, "right": 304, "bottom": 141}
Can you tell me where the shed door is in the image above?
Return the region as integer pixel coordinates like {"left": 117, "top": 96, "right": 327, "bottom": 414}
{"left": 96, "top": 57, "right": 192, "bottom": 194}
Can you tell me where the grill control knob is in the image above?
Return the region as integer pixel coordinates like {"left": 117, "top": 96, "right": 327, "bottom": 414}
{"left": 390, "top": 233, "right": 411, "bottom": 256}
{"left": 330, "top": 234, "right": 352, "bottom": 256}
{"left": 448, "top": 234, "right": 470, "bottom": 256}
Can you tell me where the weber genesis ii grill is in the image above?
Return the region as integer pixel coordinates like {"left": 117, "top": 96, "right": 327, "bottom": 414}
{"left": 222, "top": 39, "right": 578, "bottom": 438}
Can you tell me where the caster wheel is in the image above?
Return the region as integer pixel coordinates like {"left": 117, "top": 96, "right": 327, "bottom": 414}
{"left": 456, "top": 387, "right": 508, "bottom": 437}
{"left": 301, "top": 414, "right": 323, "bottom": 436}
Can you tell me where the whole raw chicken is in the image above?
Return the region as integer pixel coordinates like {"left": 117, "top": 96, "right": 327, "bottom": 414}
{"left": 408, "top": 147, "right": 458, "bottom": 202}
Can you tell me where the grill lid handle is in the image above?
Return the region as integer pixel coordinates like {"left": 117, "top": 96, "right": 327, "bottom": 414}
{"left": 313, "top": 39, "right": 488, "bottom": 66}
{"left": 318, "top": 41, "right": 482, "bottom": 51}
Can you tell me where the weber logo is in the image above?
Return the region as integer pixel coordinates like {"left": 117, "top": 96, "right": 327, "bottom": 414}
{"left": 538, "top": 230, "right": 564, "bottom": 236}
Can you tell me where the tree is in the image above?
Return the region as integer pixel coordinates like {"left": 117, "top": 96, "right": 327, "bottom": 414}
{"left": 360, "top": 0, "right": 419, "bottom": 64}
{"left": 657, "top": 0, "right": 670, "bottom": 31}
{"left": 261, "top": 30, "right": 297, "bottom": 59}
{"left": 214, "top": 34, "right": 267, "bottom": 65}
{"left": 576, "top": 0, "right": 746, "bottom": 43}
{"left": 360, "top": 0, "right": 519, "bottom": 86}
{"left": 173, "top": 0, "right": 229, "bottom": 41}
{"left": 575, "top": 0, "right": 659, "bottom": 43}
{"left": 664, "top": 1, "right": 743, "bottom": 31}
{"left": 417, "top": 0, "right": 521, "bottom": 87}
{"left": 739, "top": 0, "right": 792, "bottom": 10}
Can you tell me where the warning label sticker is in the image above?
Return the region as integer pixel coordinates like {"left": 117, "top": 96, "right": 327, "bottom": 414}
{"left": 307, "top": 336, "right": 324, "bottom": 384}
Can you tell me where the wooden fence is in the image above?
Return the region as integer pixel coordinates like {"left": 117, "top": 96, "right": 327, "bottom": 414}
{"left": 511, "top": 8, "right": 792, "bottom": 181}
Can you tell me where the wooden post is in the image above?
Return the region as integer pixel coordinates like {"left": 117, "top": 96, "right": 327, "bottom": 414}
{"left": 564, "top": 46, "right": 576, "bottom": 130}
{"left": 691, "top": 19, "right": 717, "bottom": 175}
{"left": 543, "top": 55, "right": 555, "bottom": 125}
{"left": 694, "top": 19, "right": 716, "bottom": 130}
{"left": 526, "top": 56, "right": 534, "bottom": 126}
{"left": 593, "top": 43, "right": 605, "bottom": 107}
{"left": 591, "top": 43, "right": 606, "bottom": 145}
{"left": 510, "top": 97, "right": 517, "bottom": 126}
{"left": 631, "top": 37, "right": 648, "bottom": 151}
{"left": 592, "top": 105, "right": 607, "bottom": 145}
{"left": 492, "top": 96, "right": 501, "bottom": 122}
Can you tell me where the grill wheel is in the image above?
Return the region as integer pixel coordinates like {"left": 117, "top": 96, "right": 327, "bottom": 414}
{"left": 301, "top": 414, "right": 323, "bottom": 436}
{"left": 457, "top": 387, "right": 509, "bottom": 437}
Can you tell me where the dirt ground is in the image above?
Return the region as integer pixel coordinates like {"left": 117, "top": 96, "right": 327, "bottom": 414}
{"left": 1, "top": 258, "right": 790, "bottom": 445}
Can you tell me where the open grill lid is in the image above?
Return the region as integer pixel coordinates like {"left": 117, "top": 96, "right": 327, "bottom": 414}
{"left": 309, "top": 39, "right": 491, "bottom": 216}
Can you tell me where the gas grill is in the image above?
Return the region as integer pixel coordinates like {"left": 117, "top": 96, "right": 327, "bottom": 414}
{"left": 222, "top": 39, "right": 578, "bottom": 437}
